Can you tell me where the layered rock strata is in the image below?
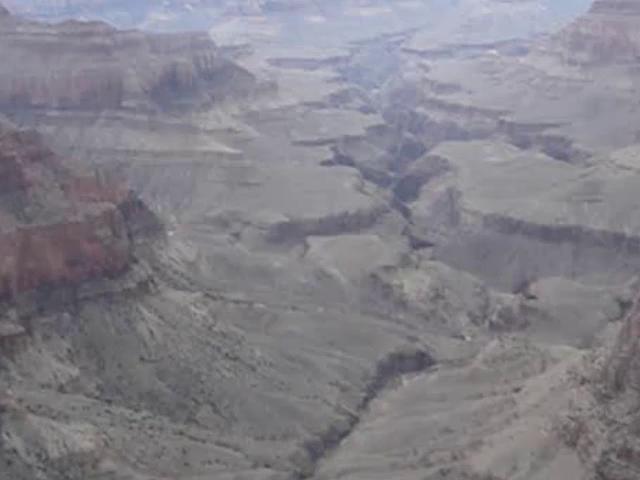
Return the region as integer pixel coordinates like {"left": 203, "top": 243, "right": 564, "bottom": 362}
{"left": 0, "top": 121, "right": 156, "bottom": 303}
{"left": 0, "top": 3, "right": 257, "bottom": 111}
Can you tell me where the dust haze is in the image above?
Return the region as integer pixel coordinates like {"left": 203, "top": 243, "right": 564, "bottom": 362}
{"left": 1, "top": 1, "right": 639, "bottom": 479}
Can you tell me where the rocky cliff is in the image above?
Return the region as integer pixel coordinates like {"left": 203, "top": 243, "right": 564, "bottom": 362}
{"left": 0, "top": 120, "right": 156, "bottom": 303}
{"left": 604, "top": 290, "right": 640, "bottom": 394}
{"left": 553, "top": 0, "right": 640, "bottom": 64}
{"left": 0, "top": 4, "right": 257, "bottom": 111}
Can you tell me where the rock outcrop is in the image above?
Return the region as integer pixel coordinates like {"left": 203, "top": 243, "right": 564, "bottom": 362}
{"left": 0, "top": 121, "right": 154, "bottom": 303}
{"left": 604, "top": 288, "right": 640, "bottom": 394}
{"left": 545, "top": 286, "right": 640, "bottom": 480}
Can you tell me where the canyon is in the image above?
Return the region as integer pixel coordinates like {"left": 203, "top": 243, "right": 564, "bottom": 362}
{"left": 2, "top": 0, "right": 640, "bottom": 479}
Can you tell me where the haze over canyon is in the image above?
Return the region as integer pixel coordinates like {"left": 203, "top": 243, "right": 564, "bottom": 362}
{"left": 3, "top": 1, "right": 640, "bottom": 479}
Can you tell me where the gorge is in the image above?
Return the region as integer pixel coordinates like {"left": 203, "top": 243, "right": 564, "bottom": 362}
{"left": 3, "top": 1, "right": 640, "bottom": 479}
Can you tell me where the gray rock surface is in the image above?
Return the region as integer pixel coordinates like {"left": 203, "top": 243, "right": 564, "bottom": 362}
{"left": 3, "top": 0, "right": 640, "bottom": 479}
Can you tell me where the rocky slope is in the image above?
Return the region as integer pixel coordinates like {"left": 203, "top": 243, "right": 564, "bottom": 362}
{"left": 0, "top": 120, "right": 150, "bottom": 478}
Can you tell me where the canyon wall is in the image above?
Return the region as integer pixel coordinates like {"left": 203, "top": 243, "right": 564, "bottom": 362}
{"left": 553, "top": 0, "right": 640, "bottom": 63}
{"left": 0, "top": 4, "right": 257, "bottom": 111}
{"left": 0, "top": 122, "right": 156, "bottom": 302}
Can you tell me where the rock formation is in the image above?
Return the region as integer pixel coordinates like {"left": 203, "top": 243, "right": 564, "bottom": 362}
{"left": 6, "top": 0, "right": 640, "bottom": 479}
{"left": 553, "top": 0, "right": 640, "bottom": 64}
{"left": 0, "top": 5, "right": 256, "bottom": 111}
{"left": 0, "top": 120, "right": 157, "bottom": 303}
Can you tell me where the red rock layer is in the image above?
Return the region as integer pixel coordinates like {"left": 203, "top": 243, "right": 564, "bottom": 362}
{"left": 64, "top": 174, "right": 128, "bottom": 205}
{"left": 0, "top": 124, "right": 141, "bottom": 301}
{"left": 0, "top": 209, "right": 130, "bottom": 300}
